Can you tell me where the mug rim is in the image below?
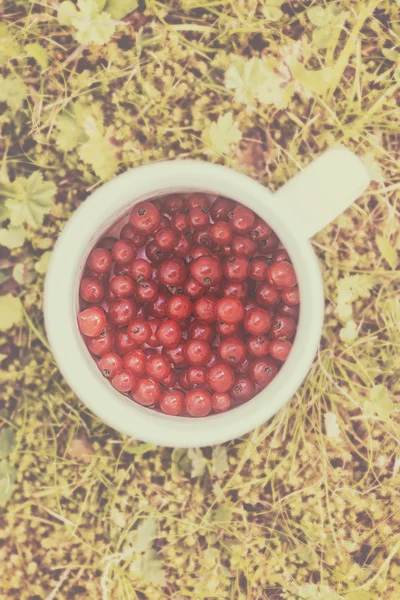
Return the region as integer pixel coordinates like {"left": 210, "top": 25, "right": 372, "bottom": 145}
{"left": 44, "top": 160, "right": 324, "bottom": 447}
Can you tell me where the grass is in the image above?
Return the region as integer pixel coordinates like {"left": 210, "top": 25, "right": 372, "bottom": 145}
{"left": 0, "top": 0, "right": 400, "bottom": 598}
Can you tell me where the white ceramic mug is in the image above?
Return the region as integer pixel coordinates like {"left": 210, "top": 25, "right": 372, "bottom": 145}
{"left": 44, "top": 148, "right": 370, "bottom": 448}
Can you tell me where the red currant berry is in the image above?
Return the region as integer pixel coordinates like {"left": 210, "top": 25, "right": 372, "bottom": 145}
{"left": 148, "top": 291, "right": 169, "bottom": 319}
{"left": 186, "top": 388, "right": 212, "bottom": 417}
{"left": 220, "top": 244, "right": 232, "bottom": 257}
{"left": 171, "top": 212, "right": 191, "bottom": 234}
{"left": 165, "top": 343, "right": 188, "bottom": 368}
{"left": 216, "top": 297, "right": 244, "bottom": 325}
{"left": 112, "top": 370, "right": 135, "bottom": 393}
{"left": 188, "top": 321, "right": 216, "bottom": 344}
{"left": 97, "top": 236, "right": 118, "bottom": 251}
{"left": 277, "top": 302, "right": 300, "bottom": 320}
{"left": 256, "top": 282, "right": 281, "bottom": 308}
{"left": 145, "top": 354, "right": 171, "bottom": 381}
{"left": 184, "top": 277, "right": 207, "bottom": 300}
{"left": 207, "top": 363, "right": 235, "bottom": 393}
{"left": 210, "top": 221, "right": 233, "bottom": 246}
{"left": 127, "top": 319, "right": 151, "bottom": 344}
{"left": 281, "top": 287, "right": 300, "bottom": 306}
{"left": 250, "top": 357, "right": 278, "bottom": 387}
{"left": 163, "top": 194, "right": 185, "bottom": 215}
{"left": 244, "top": 307, "right": 271, "bottom": 336}
{"left": 250, "top": 218, "right": 272, "bottom": 241}
{"left": 270, "top": 315, "right": 296, "bottom": 340}
{"left": 185, "top": 339, "right": 211, "bottom": 366}
{"left": 268, "top": 261, "right": 297, "bottom": 289}
{"left": 146, "top": 319, "right": 161, "bottom": 347}
{"left": 217, "top": 336, "right": 246, "bottom": 365}
{"left": 156, "top": 320, "right": 182, "bottom": 347}
{"left": 231, "top": 235, "right": 257, "bottom": 258}
{"left": 163, "top": 370, "right": 177, "bottom": 388}
{"left": 114, "top": 328, "right": 137, "bottom": 354}
{"left": 98, "top": 352, "right": 122, "bottom": 378}
{"left": 222, "top": 280, "right": 248, "bottom": 300}
{"left": 193, "top": 229, "right": 212, "bottom": 247}
{"left": 193, "top": 294, "right": 218, "bottom": 324}
{"left": 249, "top": 257, "right": 269, "bottom": 281}
{"left": 187, "top": 246, "right": 212, "bottom": 263}
{"left": 258, "top": 233, "right": 279, "bottom": 254}
{"left": 247, "top": 335, "right": 270, "bottom": 357}
{"left": 189, "top": 256, "right": 222, "bottom": 287}
{"left": 120, "top": 223, "right": 145, "bottom": 245}
{"left": 87, "top": 248, "right": 112, "bottom": 275}
{"left": 130, "top": 201, "right": 161, "bottom": 233}
{"left": 111, "top": 240, "right": 136, "bottom": 265}
{"left": 156, "top": 215, "right": 170, "bottom": 232}
{"left": 135, "top": 281, "right": 158, "bottom": 304}
{"left": 160, "top": 389, "right": 184, "bottom": 415}
{"left": 187, "top": 366, "right": 207, "bottom": 387}
{"left": 109, "top": 275, "right": 135, "bottom": 298}
{"left": 113, "top": 263, "right": 130, "bottom": 277}
{"left": 123, "top": 349, "right": 146, "bottom": 376}
{"left": 80, "top": 277, "right": 105, "bottom": 303}
{"left": 212, "top": 392, "right": 231, "bottom": 412}
{"left": 236, "top": 357, "right": 251, "bottom": 375}
{"left": 133, "top": 378, "right": 161, "bottom": 405}
{"left": 223, "top": 256, "right": 249, "bottom": 282}
{"left": 167, "top": 294, "right": 193, "bottom": 321}
{"left": 230, "top": 206, "right": 255, "bottom": 234}
{"left": 78, "top": 306, "right": 107, "bottom": 337}
{"left": 108, "top": 298, "right": 137, "bottom": 327}
{"left": 187, "top": 193, "right": 210, "bottom": 211}
{"left": 206, "top": 351, "right": 218, "bottom": 369}
{"left": 177, "top": 369, "right": 191, "bottom": 391}
{"left": 173, "top": 234, "right": 193, "bottom": 258}
{"left": 270, "top": 339, "right": 292, "bottom": 361}
{"left": 130, "top": 258, "right": 152, "bottom": 283}
{"left": 189, "top": 206, "right": 210, "bottom": 230}
{"left": 274, "top": 249, "right": 291, "bottom": 262}
{"left": 216, "top": 321, "right": 239, "bottom": 337}
{"left": 86, "top": 325, "right": 114, "bottom": 356}
{"left": 231, "top": 378, "right": 255, "bottom": 402}
{"left": 210, "top": 196, "right": 235, "bottom": 221}
{"left": 145, "top": 240, "right": 169, "bottom": 264}
{"left": 158, "top": 259, "right": 187, "bottom": 288}
{"left": 155, "top": 228, "right": 178, "bottom": 252}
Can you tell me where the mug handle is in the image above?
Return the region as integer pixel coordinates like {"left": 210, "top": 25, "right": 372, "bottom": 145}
{"left": 272, "top": 148, "right": 371, "bottom": 239}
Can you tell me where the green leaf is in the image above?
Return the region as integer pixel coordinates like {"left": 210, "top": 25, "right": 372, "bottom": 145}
{"left": 212, "top": 445, "right": 228, "bottom": 477}
{"left": 382, "top": 48, "right": 400, "bottom": 62}
{"left": 0, "top": 76, "right": 27, "bottom": 111}
{"left": 3, "top": 172, "right": 56, "bottom": 229}
{"left": 0, "top": 294, "right": 23, "bottom": 331}
{"left": 104, "top": 0, "right": 139, "bottom": 20}
{"left": 0, "top": 427, "right": 17, "bottom": 458}
{"left": 79, "top": 135, "right": 118, "bottom": 179}
{"left": 370, "top": 384, "right": 393, "bottom": 419}
{"left": 131, "top": 550, "right": 165, "bottom": 587}
{"left": 345, "top": 591, "right": 373, "bottom": 600}
{"left": 340, "top": 320, "right": 358, "bottom": 344}
{"left": 211, "top": 505, "right": 232, "bottom": 524}
{"left": 34, "top": 251, "right": 52, "bottom": 275}
{"left": 0, "top": 460, "right": 16, "bottom": 505}
{"left": 136, "top": 518, "right": 157, "bottom": 552}
{"left": 0, "top": 226, "right": 26, "bottom": 249}
{"left": 13, "top": 262, "right": 36, "bottom": 285}
{"left": 124, "top": 442, "right": 156, "bottom": 455}
{"left": 188, "top": 448, "right": 207, "bottom": 477}
{"left": 225, "top": 56, "right": 270, "bottom": 105}
{"left": 0, "top": 23, "right": 21, "bottom": 66}
{"left": 204, "top": 112, "right": 242, "bottom": 155}
{"left": 58, "top": 1, "right": 78, "bottom": 26}
{"left": 71, "top": 0, "right": 116, "bottom": 45}
{"left": 307, "top": 6, "right": 330, "bottom": 27}
{"left": 376, "top": 235, "right": 398, "bottom": 270}
{"left": 25, "top": 43, "right": 49, "bottom": 69}
{"left": 263, "top": 3, "right": 283, "bottom": 21}
{"left": 312, "top": 25, "right": 335, "bottom": 49}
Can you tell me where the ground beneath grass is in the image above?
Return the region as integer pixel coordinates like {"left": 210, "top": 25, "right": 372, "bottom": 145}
{"left": 0, "top": 1, "right": 399, "bottom": 599}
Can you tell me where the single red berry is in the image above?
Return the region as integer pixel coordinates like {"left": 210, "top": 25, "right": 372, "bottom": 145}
{"left": 146, "top": 319, "right": 161, "bottom": 347}
{"left": 236, "top": 357, "right": 251, "bottom": 375}
{"left": 120, "top": 224, "right": 148, "bottom": 247}
{"left": 207, "top": 362, "right": 235, "bottom": 393}
{"left": 163, "top": 194, "right": 186, "bottom": 215}
{"left": 123, "top": 349, "right": 146, "bottom": 376}
{"left": 160, "top": 389, "right": 184, "bottom": 415}
{"left": 231, "top": 377, "right": 255, "bottom": 403}
{"left": 78, "top": 306, "right": 107, "bottom": 337}
{"left": 281, "top": 287, "right": 300, "bottom": 306}
{"left": 216, "top": 321, "right": 239, "bottom": 337}
{"left": 156, "top": 319, "right": 182, "bottom": 347}
{"left": 130, "top": 201, "right": 161, "bottom": 233}
{"left": 163, "top": 370, "right": 177, "bottom": 388}
{"left": 87, "top": 248, "right": 112, "bottom": 275}
{"left": 249, "top": 257, "right": 269, "bottom": 281}
{"left": 165, "top": 343, "right": 188, "bottom": 368}
{"left": 193, "top": 229, "right": 212, "bottom": 247}
{"left": 113, "top": 263, "right": 130, "bottom": 277}
{"left": 250, "top": 357, "right": 278, "bottom": 387}
{"left": 167, "top": 294, "right": 193, "bottom": 321}
{"left": 189, "top": 256, "right": 222, "bottom": 287}
{"left": 156, "top": 215, "right": 170, "bottom": 232}
{"left": 184, "top": 277, "right": 207, "bottom": 300}
{"left": 186, "top": 388, "right": 212, "bottom": 417}
{"left": 247, "top": 335, "right": 270, "bottom": 357}
{"left": 80, "top": 277, "right": 105, "bottom": 303}
{"left": 244, "top": 307, "right": 271, "bottom": 336}
{"left": 133, "top": 378, "right": 161, "bottom": 405}
{"left": 250, "top": 218, "right": 272, "bottom": 241}
{"left": 230, "top": 206, "right": 255, "bottom": 234}
{"left": 148, "top": 291, "right": 169, "bottom": 319}
{"left": 274, "top": 249, "right": 291, "bottom": 262}
{"left": 188, "top": 321, "right": 216, "bottom": 344}
{"left": 256, "top": 282, "right": 281, "bottom": 308}
{"left": 127, "top": 319, "right": 151, "bottom": 344}
{"left": 231, "top": 235, "right": 257, "bottom": 258}
{"left": 114, "top": 328, "right": 137, "bottom": 354}
{"left": 257, "top": 233, "right": 279, "bottom": 254}
{"left": 187, "top": 246, "right": 212, "bottom": 263}
{"left": 145, "top": 354, "right": 171, "bottom": 381}
{"left": 158, "top": 259, "right": 187, "bottom": 288}
{"left": 270, "top": 339, "right": 292, "bottom": 362}
{"left": 97, "top": 236, "right": 118, "bottom": 251}
{"left": 222, "top": 280, "right": 248, "bottom": 300}
{"left": 210, "top": 196, "right": 236, "bottom": 221}
{"left": 112, "top": 240, "right": 136, "bottom": 265}
{"left": 223, "top": 256, "right": 249, "bottom": 282}
{"left": 270, "top": 315, "right": 296, "bottom": 340}
{"left": 187, "top": 366, "right": 207, "bottom": 387}
{"left": 212, "top": 392, "right": 231, "bottom": 412}
{"left": 193, "top": 294, "right": 218, "bottom": 324}
{"left": 185, "top": 339, "right": 211, "bottom": 366}
{"left": 277, "top": 302, "right": 300, "bottom": 320}
{"left": 86, "top": 325, "right": 114, "bottom": 356}
{"left": 145, "top": 240, "right": 169, "bottom": 264}
{"left": 155, "top": 228, "right": 178, "bottom": 252}
{"left": 220, "top": 244, "right": 231, "bottom": 257}
{"left": 135, "top": 281, "right": 158, "bottom": 304}
{"left": 177, "top": 369, "right": 191, "bottom": 390}
{"left": 187, "top": 193, "right": 210, "bottom": 211}
{"left": 130, "top": 258, "right": 152, "bottom": 283}
{"left": 108, "top": 298, "right": 137, "bottom": 327}
{"left": 111, "top": 370, "right": 134, "bottom": 393}
{"left": 216, "top": 297, "right": 244, "bottom": 325}
{"left": 217, "top": 336, "right": 246, "bottom": 365}
{"left": 171, "top": 212, "right": 191, "bottom": 234}
{"left": 99, "top": 352, "right": 122, "bottom": 378}
{"left": 109, "top": 275, "right": 135, "bottom": 298}
{"left": 210, "top": 221, "right": 233, "bottom": 246}
{"left": 189, "top": 206, "right": 210, "bottom": 230}
{"left": 173, "top": 234, "right": 193, "bottom": 258}
{"left": 268, "top": 261, "right": 297, "bottom": 289}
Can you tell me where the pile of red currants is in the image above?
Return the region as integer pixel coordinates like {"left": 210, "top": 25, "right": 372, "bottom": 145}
{"left": 77, "top": 193, "right": 300, "bottom": 417}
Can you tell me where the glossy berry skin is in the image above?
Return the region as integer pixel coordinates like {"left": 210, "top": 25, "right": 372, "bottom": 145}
{"left": 156, "top": 215, "right": 170, "bottom": 232}
{"left": 111, "top": 370, "right": 135, "bottom": 393}
{"left": 274, "top": 249, "right": 291, "bottom": 262}
{"left": 99, "top": 352, "right": 122, "bottom": 378}
{"left": 230, "top": 206, "right": 255, "bottom": 234}
{"left": 120, "top": 224, "right": 147, "bottom": 248}
{"left": 256, "top": 282, "right": 281, "bottom": 308}
{"left": 231, "top": 378, "right": 255, "bottom": 403}
{"left": 270, "top": 339, "right": 292, "bottom": 362}
{"left": 171, "top": 213, "right": 191, "bottom": 234}
{"left": 123, "top": 349, "right": 146, "bottom": 376}
{"left": 177, "top": 369, "right": 191, "bottom": 391}
{"left": 145, "top": 240, "right": 169, "bottom": 264}
{"left": 210, "top": 196, "right": 235, "bottom": 221}
{"left": 210, "top": 221, "right": 233, "bottom": 246}
{"left": 217, "top": 336, "right": 246, "bottom": 365}
{"left": 250, "top": 218, "right": 272, "bottom": 241}
{"left": 268, "top": 261, "right": 297, "bottom": 289}
{"left": 184, "top": 277, "right": 206, "bottom": 300}
{"left": 158, "top": 259, "right": 187, "bottom": 288}
{"left": 250, "top": 357, "right": 278, "bottom": 387}
{"left": 160, "top": 389, "right": 184, "bottom": 415}
{"left": 237, "top": 357, "right": 251, "bottom": 375}
{"left": 257, "top": 233, "right": 279, "bottom": 254}
{"left": 187, "top": 246, "right": 212, "bottom": 263}
{"left": 187, "top": 366, "right": 207, "bottom": 387}
{"left": 127, "top": 319, "right": 151, "bottom": 344}
{"left": 223, "top": 256, "right": 249, "bottom": 282}
{"left": 78, "top": 306, "right": 107, "bottom": 337}
{"left": 86, "top": 327, "right": 114, "bottom": 356}
{"left": 188, "top": 321, "right": 215, "bottom": 344}
{"left": 281, "top": 287, "right": 300, "bottom": 306}
{"left": 97, "top": 236, "right": 118, "bottom": 251}
{"left": 189, "top": 206, "right": 210, "bottom": 230}
{"left": 165, "top": 343, "right": 188, "bottom": 368}
{"left": 113, "top": 263, "right": 130, "bottom": 277}
{"left": 216, "top": 297, "right": 244, "bottom": 325}
{"left": 130, "top": 258, "right": 152, "bottom": 282}
{"left": 270, "top": 315, "right": 296, "bottom": 340}
{"left": 192, "top": 229, "right": 212, "bottom": 247}
{"left": 133, "top": 378, "right": 161, "bottom": 406}
{"left": 111, "top": 240, "right": 135, "bottom": 265}
{"left": 130, "top": 201, "right": 161, "bottom": 233}
{"left": 277, "top": 303, "right": 300, "bottom": 320}
{"left": 114, "top": 328, "right": 137, "bottom": 355}
{"left": 194, "top": 295, "right": 218, "bottom": 324}
{"left": 155, "top": 228, "right": 178, "bottom": 252}
{"left": 190, "top": 256, "right": 222, "bottom": 287}
{"left": 145, "top": 354, "right": 171, "bottom": 381}
{"left": 207, "top": 362, "right": 235, "bottom": 393}
{"left": 249, "top": 258, "right": 269, "bottom": 282}
{"left": 80, "top": 277, "right": 105, "bottom": 303}
{"left": 185, "top": 339, "right": 211, "bottom": 366}
{"left": 109, "top": 275, "right": 135, "bottom": 298}
{"left": 187, "top": 193, "right": 210, "bottom": 211}
{"left": 167, "top": 295, "right": 193, "bottom": 321}
{"left": 222, "top": 280, "right": 248, "bottom": 300}
{"left": 146, "top": 319, "right": 161, "bottom": 347}
{"left": 163, "top": 194, "right": 186, "bottom": 215}
{"left": 186, "top": 388, "right": 212, "bottom": 417}
{"left": 231, "top": 236, "right": 257, "bottom": 258}
{"left": 173, "top": 234, "right": 193, "bottom": 258}
{"left": 216, "top": 321, "right": 239, "bottom": 338}
{"left": 244, "top": 308, "right": 271, "bottom": 336}
{"left": 148, "top": 291, "right": 169, "bottom": 319}
{"left": 87, "top": 248, "right": 112, "bottom": 275}
{"left": 163, "top": 370, "right": 177, "bottom": 388}
{"left": 156, "top": 320, "right": 182, "bottom": 347}
{"left": 135, "top": 281, "right": 158, "bottom": 304}
{"left": 212, "top": 392, "right": 231, "bottom": 412}
{"left": 108, "top": 298, "right": 137, "bottom": 327}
